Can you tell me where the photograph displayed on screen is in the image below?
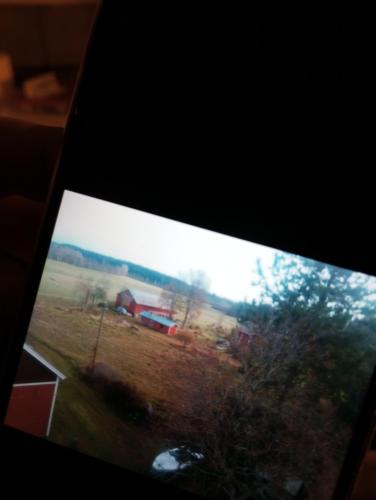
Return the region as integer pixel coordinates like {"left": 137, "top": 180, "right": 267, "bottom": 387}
{"left": 5, "top": 190, "right": 376, "bottom": 500}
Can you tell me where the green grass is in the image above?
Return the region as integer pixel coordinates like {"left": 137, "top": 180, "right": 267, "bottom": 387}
{"left": 33, "top": 339, "right": 161, "bottom": 472}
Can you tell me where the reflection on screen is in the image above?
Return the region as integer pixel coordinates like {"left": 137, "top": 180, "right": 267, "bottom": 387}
{"left": 5, "top": 190, "right": 376, "bottom": 499}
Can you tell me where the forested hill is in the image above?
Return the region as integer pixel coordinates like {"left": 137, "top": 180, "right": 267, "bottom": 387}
{"left": 48, "top": 242, "right": 239, "bottom": 316}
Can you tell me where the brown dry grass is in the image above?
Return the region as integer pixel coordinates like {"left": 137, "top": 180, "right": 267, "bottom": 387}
{"left": 28, "top": 296, "right": 238, "bottom": 450}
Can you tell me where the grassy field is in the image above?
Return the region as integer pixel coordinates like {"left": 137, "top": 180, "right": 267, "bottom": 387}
{"left": 30, "top": 334, "right": 160, "bottom": 473}
{"left": 23, "top": 259, "right": 240, "bottom": 486}
{"left": 28, "top": 297, "right": 238, "bottom": 480}
{"left": 38, "top": 259, "right": 164, "bottom": 303}
{"left": 37, "top": 259, "right": 237, "bottom": 339}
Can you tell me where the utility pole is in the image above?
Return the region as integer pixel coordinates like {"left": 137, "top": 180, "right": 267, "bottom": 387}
{"left": 90, "top": 303, "right": 106, "bottom": 373}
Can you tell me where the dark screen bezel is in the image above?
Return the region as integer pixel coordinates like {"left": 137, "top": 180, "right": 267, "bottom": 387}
{"left": 0, "top": 4, "right": 375, "bottom": 499}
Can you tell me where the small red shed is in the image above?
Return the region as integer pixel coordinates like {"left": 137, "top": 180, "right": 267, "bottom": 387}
{"left": 237, "top": 324, "right": 256, "bottom": 347}
{"left": 5, "top": 344, "right": 65, "bottom": 438}
{"left": 237, "top": 324, "right": 265, "bottom": 349}
{"left": 140, "top": 311, "right": 177, "bottom": 335}
{"left": 115, "top": 288, "right": 172, "bottom": 317}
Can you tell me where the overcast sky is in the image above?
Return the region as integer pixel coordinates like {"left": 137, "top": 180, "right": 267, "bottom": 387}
{"left": 51, "top": 191, "right": 279, "bottom": 302}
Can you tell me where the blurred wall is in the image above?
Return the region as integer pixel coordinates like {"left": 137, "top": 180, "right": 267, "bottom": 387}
{"left": 0, "top": 3, "right": 98, "bottom": 71}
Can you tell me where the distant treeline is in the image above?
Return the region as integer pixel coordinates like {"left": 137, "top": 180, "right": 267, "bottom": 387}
{"left": 48, "top": 242, "right": 129, "bottom": 276}
{"left": 48, "top": 242, "right": 239, "bottom": 316}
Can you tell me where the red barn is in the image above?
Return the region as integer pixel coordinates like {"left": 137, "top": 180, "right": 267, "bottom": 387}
{"left": 237, "top": 324, "right": 265, "bottom": 349}
{"left": 237, "top": 324, "right": 256, "bottom": 347}
{"left": 115, "top": 288, "right": 172, "bottom": 317}
{"left": 140, "top": 311, "right": 177, "bottom": 335}
{"left": 5, "top": 344, "right": 65, "bottom": 438}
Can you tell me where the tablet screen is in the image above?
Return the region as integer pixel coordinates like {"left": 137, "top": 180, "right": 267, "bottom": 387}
{"left": 4, "top": 190, "right": 376, "bottom": 500}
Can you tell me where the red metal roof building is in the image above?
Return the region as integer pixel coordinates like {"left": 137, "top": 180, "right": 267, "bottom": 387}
{"left": 237, "top": 323, "right": 258, "bottom": 345}
{"left": 115, "top": 288, "right": 172, "bottom": 317}
{"left": 5, "top": 344, "right": 65, "bottom": 438}
{"left": 140, "top": 311, "right": 177, "bottom": 335}
{"left": 237, "top": 323, "right": 265, "bottom": 349}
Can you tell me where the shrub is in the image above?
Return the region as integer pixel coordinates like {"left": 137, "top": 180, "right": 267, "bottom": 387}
{"left": 175, "top": 329, "right": 199, "bottom": 348}
{"left": 82, "top": 363, "right": 149, "bottom": 423}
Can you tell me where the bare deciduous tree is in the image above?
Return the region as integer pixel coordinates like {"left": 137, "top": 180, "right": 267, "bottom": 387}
{"left": 74, "top": 277, "right": 109, "bottom": 308}
{"left": 160, "top": 285, "right": 185, "bottom": 320}
{"left": 180, "top": 270, "right": 210, "bottom": 328}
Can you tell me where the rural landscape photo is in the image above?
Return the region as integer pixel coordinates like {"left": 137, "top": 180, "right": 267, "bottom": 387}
{"left": 6, "top": 191, "right": 376, "bottom": 500}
